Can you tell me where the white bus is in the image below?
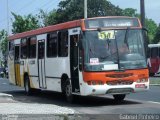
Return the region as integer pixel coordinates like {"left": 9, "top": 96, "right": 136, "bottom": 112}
{"left": 8, "top": 16, "right": 149, "bottom": 102}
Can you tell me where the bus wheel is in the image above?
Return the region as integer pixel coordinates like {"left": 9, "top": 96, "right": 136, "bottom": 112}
{"left": 65, "top": 80, "right": 74, "bottom": 103}
{"left": 24, "top": 75, "right": 32, "bottom": 95}
{"left": 113, "top": 94, "right": 126, "bottom": 101}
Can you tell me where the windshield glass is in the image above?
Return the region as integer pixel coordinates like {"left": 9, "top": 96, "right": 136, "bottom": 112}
{"left": 82, "top": 29, "right": 147, "bottom": 71}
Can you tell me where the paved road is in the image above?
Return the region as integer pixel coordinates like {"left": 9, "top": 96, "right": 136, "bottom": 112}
{"left": 0, "top": 78, "right": 160, "bottom": 119}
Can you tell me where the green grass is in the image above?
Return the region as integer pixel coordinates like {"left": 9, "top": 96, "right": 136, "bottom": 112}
{"left": 150, "top": 77, "right": 160, "bottom": 85}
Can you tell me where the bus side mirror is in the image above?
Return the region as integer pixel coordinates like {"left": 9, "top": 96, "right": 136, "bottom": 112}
{"left": 142, "top": 27, "right": 148, "bottom": 33}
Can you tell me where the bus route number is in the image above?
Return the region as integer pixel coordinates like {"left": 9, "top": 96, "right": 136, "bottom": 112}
{"left": 98, "top": 30, "right": 115, "bottom": 40}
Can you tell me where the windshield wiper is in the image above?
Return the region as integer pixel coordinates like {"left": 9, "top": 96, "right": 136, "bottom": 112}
{"left": 124, "top": 27, "right": 130, "bottom": 48}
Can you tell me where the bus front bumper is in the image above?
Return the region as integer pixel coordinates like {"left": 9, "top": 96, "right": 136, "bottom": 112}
{"left": 80, "top": 81, "right": 149, "bottom": 96}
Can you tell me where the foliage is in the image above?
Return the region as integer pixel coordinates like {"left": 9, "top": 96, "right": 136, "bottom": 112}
{"left": 153, "top": 24, "right": 160, "bottom": 44}
{"left": 11, "top": 12, "right": 40, "bottom": 34}
{"left": 0, "top": 30, "right": 8, "bottom": 61}
{"left": 37, "top": 9, "right": 57, "bottom": 27}
{"left": 122, "top": 8, "right": 158, "bottom": 44}
{"left": 145, "top": 18, "right": 158, "bottom": 43}
{"left": 44, "top": 0, "right": 123, "bottom": 24}
{"left": 10, "top": 0, "right": 158, "bottom": 44}
{"left": 123, "top": 8, "right": 138, "bottom": 17}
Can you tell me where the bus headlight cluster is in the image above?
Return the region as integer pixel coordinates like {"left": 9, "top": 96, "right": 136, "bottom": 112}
{"left": 87, "top": 81, "right": 104, "bottom": 85}
{"left": 136, "top": 78, "right": 148, "bottom": 83}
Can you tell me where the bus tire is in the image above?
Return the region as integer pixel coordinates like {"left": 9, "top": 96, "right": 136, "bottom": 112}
{"left": 113, "top": 94, "right": 126, "bottom": 102}
{"left": 24, "top": 75, "right": 33, "bottom": 95}
{"left": 65, "top": 79, "right": 74, "bottom": 103}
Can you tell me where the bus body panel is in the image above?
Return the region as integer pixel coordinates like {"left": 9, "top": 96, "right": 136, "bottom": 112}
{"left": 8, "top": 59, "right": 16, "bottom": 84}
{"left": 79, "top": 69, "right": 149, "bottom": 96}
{"left": 45, "top": 57, "right": 70, "bottom": 92}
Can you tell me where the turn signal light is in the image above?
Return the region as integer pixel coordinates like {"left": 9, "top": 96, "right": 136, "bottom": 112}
{"left": 87, "top": 81, "right": 104, "bottom": 85}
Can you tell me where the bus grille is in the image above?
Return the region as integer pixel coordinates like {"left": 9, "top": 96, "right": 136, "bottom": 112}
{"left": 106, "top": 88, "right": 134, "bottom": 94}
{"left": 106, "top": 73, "right": 133, "bottom": 78}
{"left": 106, "top": 80, "right": 133, "bottom": 86}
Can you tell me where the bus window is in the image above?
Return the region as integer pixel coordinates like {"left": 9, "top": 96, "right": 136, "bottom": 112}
{"left": 15, "top": 46, "right": 20, "bottom": 60}
{"left": 28, "top": 36, "right": 37, "bottom": 58}
{"left": 151, "top": 47, "right": 158, "bottom": 58}
{"left": 147, "top": 47, "right": 151, "bottom": 58}
{"left": 159, "top": 47, "right": 160, "bottom": 57}
{"left": 21, "top": 38, "right": 28, "bottom": 59}
{"left": 8, "top": 41, "right": 14, "bottom": 60}
{"left": 38, "top": 40, "right": 45, "bottom": 59}
{"left": 58, "top": 31, "right": 68, "bottom": 57}
{"left": 47, "top": 32, "right": 57, "bottom": 57}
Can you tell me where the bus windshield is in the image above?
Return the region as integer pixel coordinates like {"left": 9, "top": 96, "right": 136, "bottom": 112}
{"left": 83, "top": 29, "right": 147, "bottom": 71}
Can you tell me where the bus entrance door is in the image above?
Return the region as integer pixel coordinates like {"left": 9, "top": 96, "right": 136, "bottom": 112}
{"left": 38, "top": 40, "right": 46, "bottom": 89}
{"left": 70, "top": 34, "right": 80, "bottom": 93}
{"left": 14, "top": 45, "right": 21, "bottom": 86}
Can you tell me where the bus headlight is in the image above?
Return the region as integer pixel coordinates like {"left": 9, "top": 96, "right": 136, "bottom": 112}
{"left": 87, "top": 81, "right": 104, "bottom": 85}
{"left": 136, "top": 78, "right": 148, "bottom": 83}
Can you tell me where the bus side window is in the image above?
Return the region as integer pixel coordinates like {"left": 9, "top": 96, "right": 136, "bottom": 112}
{"left": 159, "top": 47, "right": 160, "bottom": 58}
{"left": 8, "top": 41, "right": 14, "bottom": 60}
{"left": 58, "top": 31, "right": 68, "bottom": 57}
{"left": 21, "top": 38, "right": 28, "bottom": 59}
{"left": 151, "top": 47, "right": 158, "bottom": 58}
{"left": 147, "top": 47, "right": 151, "bottom": 58}
{"left": 15, "top": 46, "right": 20, "bottom": 60}
{"left": 47, "top": 32, "right": 57, "bottom": 57}
{"left": 28, "top": 36, "right": 37, "bottom": 59}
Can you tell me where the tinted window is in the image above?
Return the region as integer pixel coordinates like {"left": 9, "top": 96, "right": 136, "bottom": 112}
{"left": 15, "top": 46, "right": 20, "bottom": 60}
{"left": 21, "top": 38, "right": 27, "bottom": 59}
{"left": 147, "top": 47, "right": 151, "bottom": 58}
{"left": 8, "top": 41, "right": 14, "bottom": 60}
{"left": 47, "top": 33, "right": 57, "bottom": 57}
{"left": 159, "top": 47, "right": 160, "bottom": 57}
{"left": 58, "top": 31, "right": 68, "bottom": 57}
{"left": 38, "top": 40, "right": 45, "bottom": 59}
{"left": 29, "top": 37, "right": 37, "bottom": 58}
{"left": 151, "top": 47, "right": 158, "bottom": 58}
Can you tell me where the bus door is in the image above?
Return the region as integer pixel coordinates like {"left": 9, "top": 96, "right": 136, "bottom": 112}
{"left": 14, "top": 45, "right": 21, "bottom": 86}
{"left": 8, "top": 41, "right": 16, "bottom": 85}
{"left": 70, "top": 33, "right": 80, "bottom": 93}
{"left": 38, "top": 40, "right": 46, "bottom": 89}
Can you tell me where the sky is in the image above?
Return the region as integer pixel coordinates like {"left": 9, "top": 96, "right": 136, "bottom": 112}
{"left": 109, "top": 0, "right": 160, "bottom": 24}
{"left": 0, "top": 0, "right": 160, "bottom": 35}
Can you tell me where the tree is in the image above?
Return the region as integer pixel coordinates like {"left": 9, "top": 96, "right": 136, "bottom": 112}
{"left": 123, "top": 8, "right": 157, "bottom": 44}
{"left": 37, "top": 9, "right": 57, "bottom": 27}
{"left": 123, "top": 8, "right": 138, "bottom": 17}
{"left": 153, "top": 24, "right": 160, "bottom": 43}
{"left": 51, "top": 0, "right": 123, "bottom": 24}
{"left": 11, "top": 12, "right": 40, "bottom": 34}
{"left": 0, "top": 30, "right": 8, "bottom": 67}
{"left": 145, "top": 18, "right": 158, "bottom": 43}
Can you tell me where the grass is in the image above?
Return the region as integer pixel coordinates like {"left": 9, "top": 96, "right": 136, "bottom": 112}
{"left": 150, "top": 77, "right": 160, "bottom": 85}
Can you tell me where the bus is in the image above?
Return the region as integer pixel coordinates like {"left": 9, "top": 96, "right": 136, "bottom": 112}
{"left": 8, "top": 16, "right": 149, "bottom": 102}
{"left": 147, "top": 44, "right": 160, "bottom": 76}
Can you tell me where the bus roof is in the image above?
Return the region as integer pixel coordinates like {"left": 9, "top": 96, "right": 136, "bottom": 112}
{"left": 148, "top": 44, "right": 160, "bottom": 48}
{"left": 8, "top": 19, "right": 81, "bottom": 40}
{"left": 8, "top": 16, "right": 141, "bottom": 41}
